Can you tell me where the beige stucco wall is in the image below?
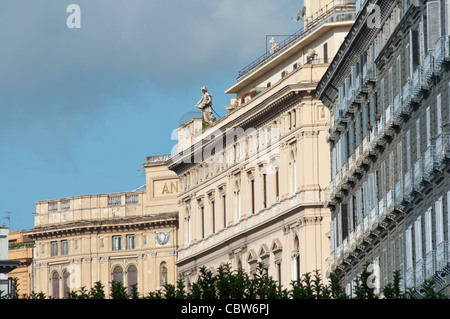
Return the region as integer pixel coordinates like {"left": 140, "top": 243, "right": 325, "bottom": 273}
{"left": 26, "top": 160, "right": 179, "bottom": 298}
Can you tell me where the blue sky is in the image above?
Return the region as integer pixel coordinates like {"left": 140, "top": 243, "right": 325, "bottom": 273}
{"left": 0, "top": 0, "right": 304, "bottom": 231}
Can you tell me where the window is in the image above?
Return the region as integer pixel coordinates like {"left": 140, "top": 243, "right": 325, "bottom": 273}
{"left": 222, "top": 194, "right": 227, "bottom": 228}
{"left": 426, "top": 1, "right": 441, "bottom": 51}
{"left": 49, "top": 202, "right": 58, "bottom": 211}
{"left": 435, "top": 197, "right": 444, "bottom": 245}
{"left": 199, "top": 203, "right": 205, "bottom": 238}
{"left": 108, "top": 196, "right": 121, "bottom": 206}
{"left": 425, "top": 207, "right": 433, "bottom": 254}
{"left": 52, "top": 272, "right": 60, "bottom": 299}
{"left": 63, "top": 271, "right": 70, "bottom": 299}
{"left": 127, "top": 265, "right": 138, "bottom": 295}
{"left": 416, "top": 119, "right": 421, "bottom": 157}
{"left": 263, "top": 173, "right": 267, "bottom": 208}
{"left": 211, "top": 199, "right": 216, "bottom": 234}
{"left": 323, "top": 42, "right": 328, "bottom": 63}
{"left": 414, "top": 216, "right": 423, "bottom": 262}
{"left": 126, "top": 235, "right": 136, "bottom": 250}
{"left": 112, "top": 266, "right": 123, "bottom": 283}
{"left": 112, "top": 235, "right": 122, "bottom": 251}
{"left": 437, "top": 94, "right": 442, "bottom": 135}
{"left": 61, "top": 240, "right": 68, "bottom": 255}
{"left": 51, "top": 241, "right": 58, "bottom": 256}
{"left": 405, "top": 226, "right": 413, "bottom": 270}
{"left": 160, "top": 262, "right": 168, "bottom": 286}
{"left": 426, "top": 106, "right": 431, "bottom": 148}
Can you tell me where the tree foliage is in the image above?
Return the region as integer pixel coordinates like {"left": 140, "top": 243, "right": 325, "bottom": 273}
{"left": 1, "top": 262, "right": 447, "bottom": 299}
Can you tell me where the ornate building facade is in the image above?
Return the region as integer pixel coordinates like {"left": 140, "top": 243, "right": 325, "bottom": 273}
{"left": 167, "top": 0, "right": 357, "bottom": 289}
{"left": 317, "top": 0, "right": 450, "bottom": 296}
{"left": 25, "top": 155, "right": 179, "bottom": 298}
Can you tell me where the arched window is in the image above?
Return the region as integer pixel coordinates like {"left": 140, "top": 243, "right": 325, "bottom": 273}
{"left": 127, "top": 265, "right": 137, "bottom": 296}
{"left": 112, "top": 266, "right": 124, "bottom": 284}
{"left": 63, "top": 270, "right": 70, "bottom": 299}
{"left": 51, "top": 271, "right": 60, "bottom": 299}
{"left": 160, "top": 262, "right": 168, "bottom": 287}
{"left": 292, "top": 236, "right": 300, "bottom": 281}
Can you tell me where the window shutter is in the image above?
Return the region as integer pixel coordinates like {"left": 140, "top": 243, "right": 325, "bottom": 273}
{"left": 426, "top": 106, "right": 431, "bottom": 147}
{"left": 406, "top": 130, "right": 411, "bottom": 171}
{"left": 363, "top": 104, "right": 369, "bottom": 137}
{"left": 437, "top": 94, "right": 442, "bottom": 135}
{"left": 411, "top": 29, "right": 420, "bottom": 67}
{"left": 349, "top": 123, "right": 355, "bottom": 155}
{"left": 427, "top": 1, "right": 441, "bottom": 51}
{"left": 419, "top": 19, "right": 425, "bottom": 64}
{"left": 416, "top": 118, "right": 421, "bottom": 156}
{"left": 446, "top": 0, "right": 450, "bottom": 36}
{"left": 370, "top": 93, "right": 376, "bottom": 126}
{"left": 435, "top": 197, "right": 444, "bottom": 245}
{"left": 405, "top": 227, "right": 413, "bottom": 269}
{"left": 425, "top": 208, "right": 432, "bottom": 254}
{"left": 397, "top": 141, "right": 403, "bottom": 181}
{"left": 415, "top": 216, "right": 423, "bottom": 261}
{"left": 363, "top": 181, "right": 368, "bottom": 216}
{"left": 356, "top": 113, "right": 362, "bottom": 145}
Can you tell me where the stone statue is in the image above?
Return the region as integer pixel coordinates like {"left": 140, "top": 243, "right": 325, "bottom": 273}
{"left": 195, "top": 86, "right": 216, "bottom": 125}
{"left": 269, "top": 37, "right": 280, "bottom": 55}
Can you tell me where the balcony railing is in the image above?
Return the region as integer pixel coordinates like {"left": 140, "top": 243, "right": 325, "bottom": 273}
{"left": 236, "top": 0, "right": 356, "bottom": 81}
{"left": 435, "top": 132, "right": 450, "bottom": 163}
{"left": 413, "top": 158, "right": 425, "bottom": 188}
{"left": 424, "top": 145, "right": 436, "bottom": 177}
{"left": 425, "top": 250, "right": 436, "bottom": 280}
{"left": 395, "top": 179, "right": 404, "bottom": 206}
{"left": 406, "top": 267, "right": 414, "bottom": 289}
{"left": 393, "top": 94, "right": 403, "bottom": 120}
{"left": 403, "top": 78, "right": 412, "bottom": 106}
{"left": 415, "top": 259, "right": 425, "bottom": 287}
{"left": 436, "top": 241, "right": 448, "bottom": 271}
{"left": 378, "top": 197, "right": 386, "bottom": 220}
{"left": 412, "top": 67, "right": 423, "bottom": 97}
{"left": 423, "top": 53, "right": 434, "bottom": 84}
{"left": 404, "top": 169, "right": 413, "bottom": 197}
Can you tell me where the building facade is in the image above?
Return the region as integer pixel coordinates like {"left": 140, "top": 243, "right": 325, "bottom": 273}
{"left": 167, "top": 0, "right": 356, "bottom": 289}
{"left": 0, "top": 225, "right": 19, "bottom": 296}
{"left": 8, "top": 230, "right": 34, "bottom": 296}
{"left": 25, "top": 155, "right": 179, "bottom": 298}
{"left": 317, "top": 0, "right": 450, "bottom": 296}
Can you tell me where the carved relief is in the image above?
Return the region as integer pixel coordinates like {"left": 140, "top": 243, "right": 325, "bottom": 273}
{"left": 155, "top": 231, "right": 171, "bottom": 246}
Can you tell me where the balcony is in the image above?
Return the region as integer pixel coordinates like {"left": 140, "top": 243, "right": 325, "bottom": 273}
{"left": 435, "top": 132, "right": 450, "bottom": 164}
{"left": 415, "top": 259, "right": 425, "bottom": 287}
{"left": 433, "top": 36, "right": 450, "bottom": 70}
{"left": 436, "top": 241, "right": 448, "bottom": 271}
{"left": 394, "top": 179, "right": 404, "bottom": 207}
{"left": 422, "top": 53, "right": 434, "bottom": 86}
{"left": 402, "top": 78, "right": 412, "bottom": 107}
{"left": 425, "top": 250, "right": 436, "bottom": 280}
{"left": 370, "top": 205, "right": 378, "bottom": 230}
{"left": 393, "top": 94, "right": 404, "bottom": 121}
{"left": 404, "top": 169, "right": 413, "bottom": 197}
{"left": 348, "top": 153, "right": 356, "bottom": 178}
{"left": 362, "top": 135, "right": 370, "bottom": 157}
{"left": 424, "top": 145, "right": 436, "bottom": 178}
{"left": 385, "top": 105, "right": 399, "bottom": 133}
{"left": 386, "top": 190, "right": 394, "bottom": 213}
{"left": 412, "top": 67, "right": 423, "bottom": 97}
{"left": 378, "top": 197, "right": 386, "bottom": 220}
{"left": 413, "top": 157, "right": 425, "bottom": 190}
{"left": 406, "top": 267, "right": 414, "bottom": 289}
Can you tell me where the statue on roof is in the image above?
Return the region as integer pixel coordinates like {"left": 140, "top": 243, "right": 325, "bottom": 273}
{"left": 269, "top": 37, "right": 280, "bottom": 55}
{"left": 195, "top": 86, "right": 216, "bottom": 125}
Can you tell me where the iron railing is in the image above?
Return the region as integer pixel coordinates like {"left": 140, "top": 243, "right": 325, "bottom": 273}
{"left": 236, "top": 0, "right": 356, "bottom": 80}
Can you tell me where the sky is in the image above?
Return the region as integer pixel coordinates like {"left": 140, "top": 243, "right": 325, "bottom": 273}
{"left": 0, "top": 0, "right": 304, "bottom": 231}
